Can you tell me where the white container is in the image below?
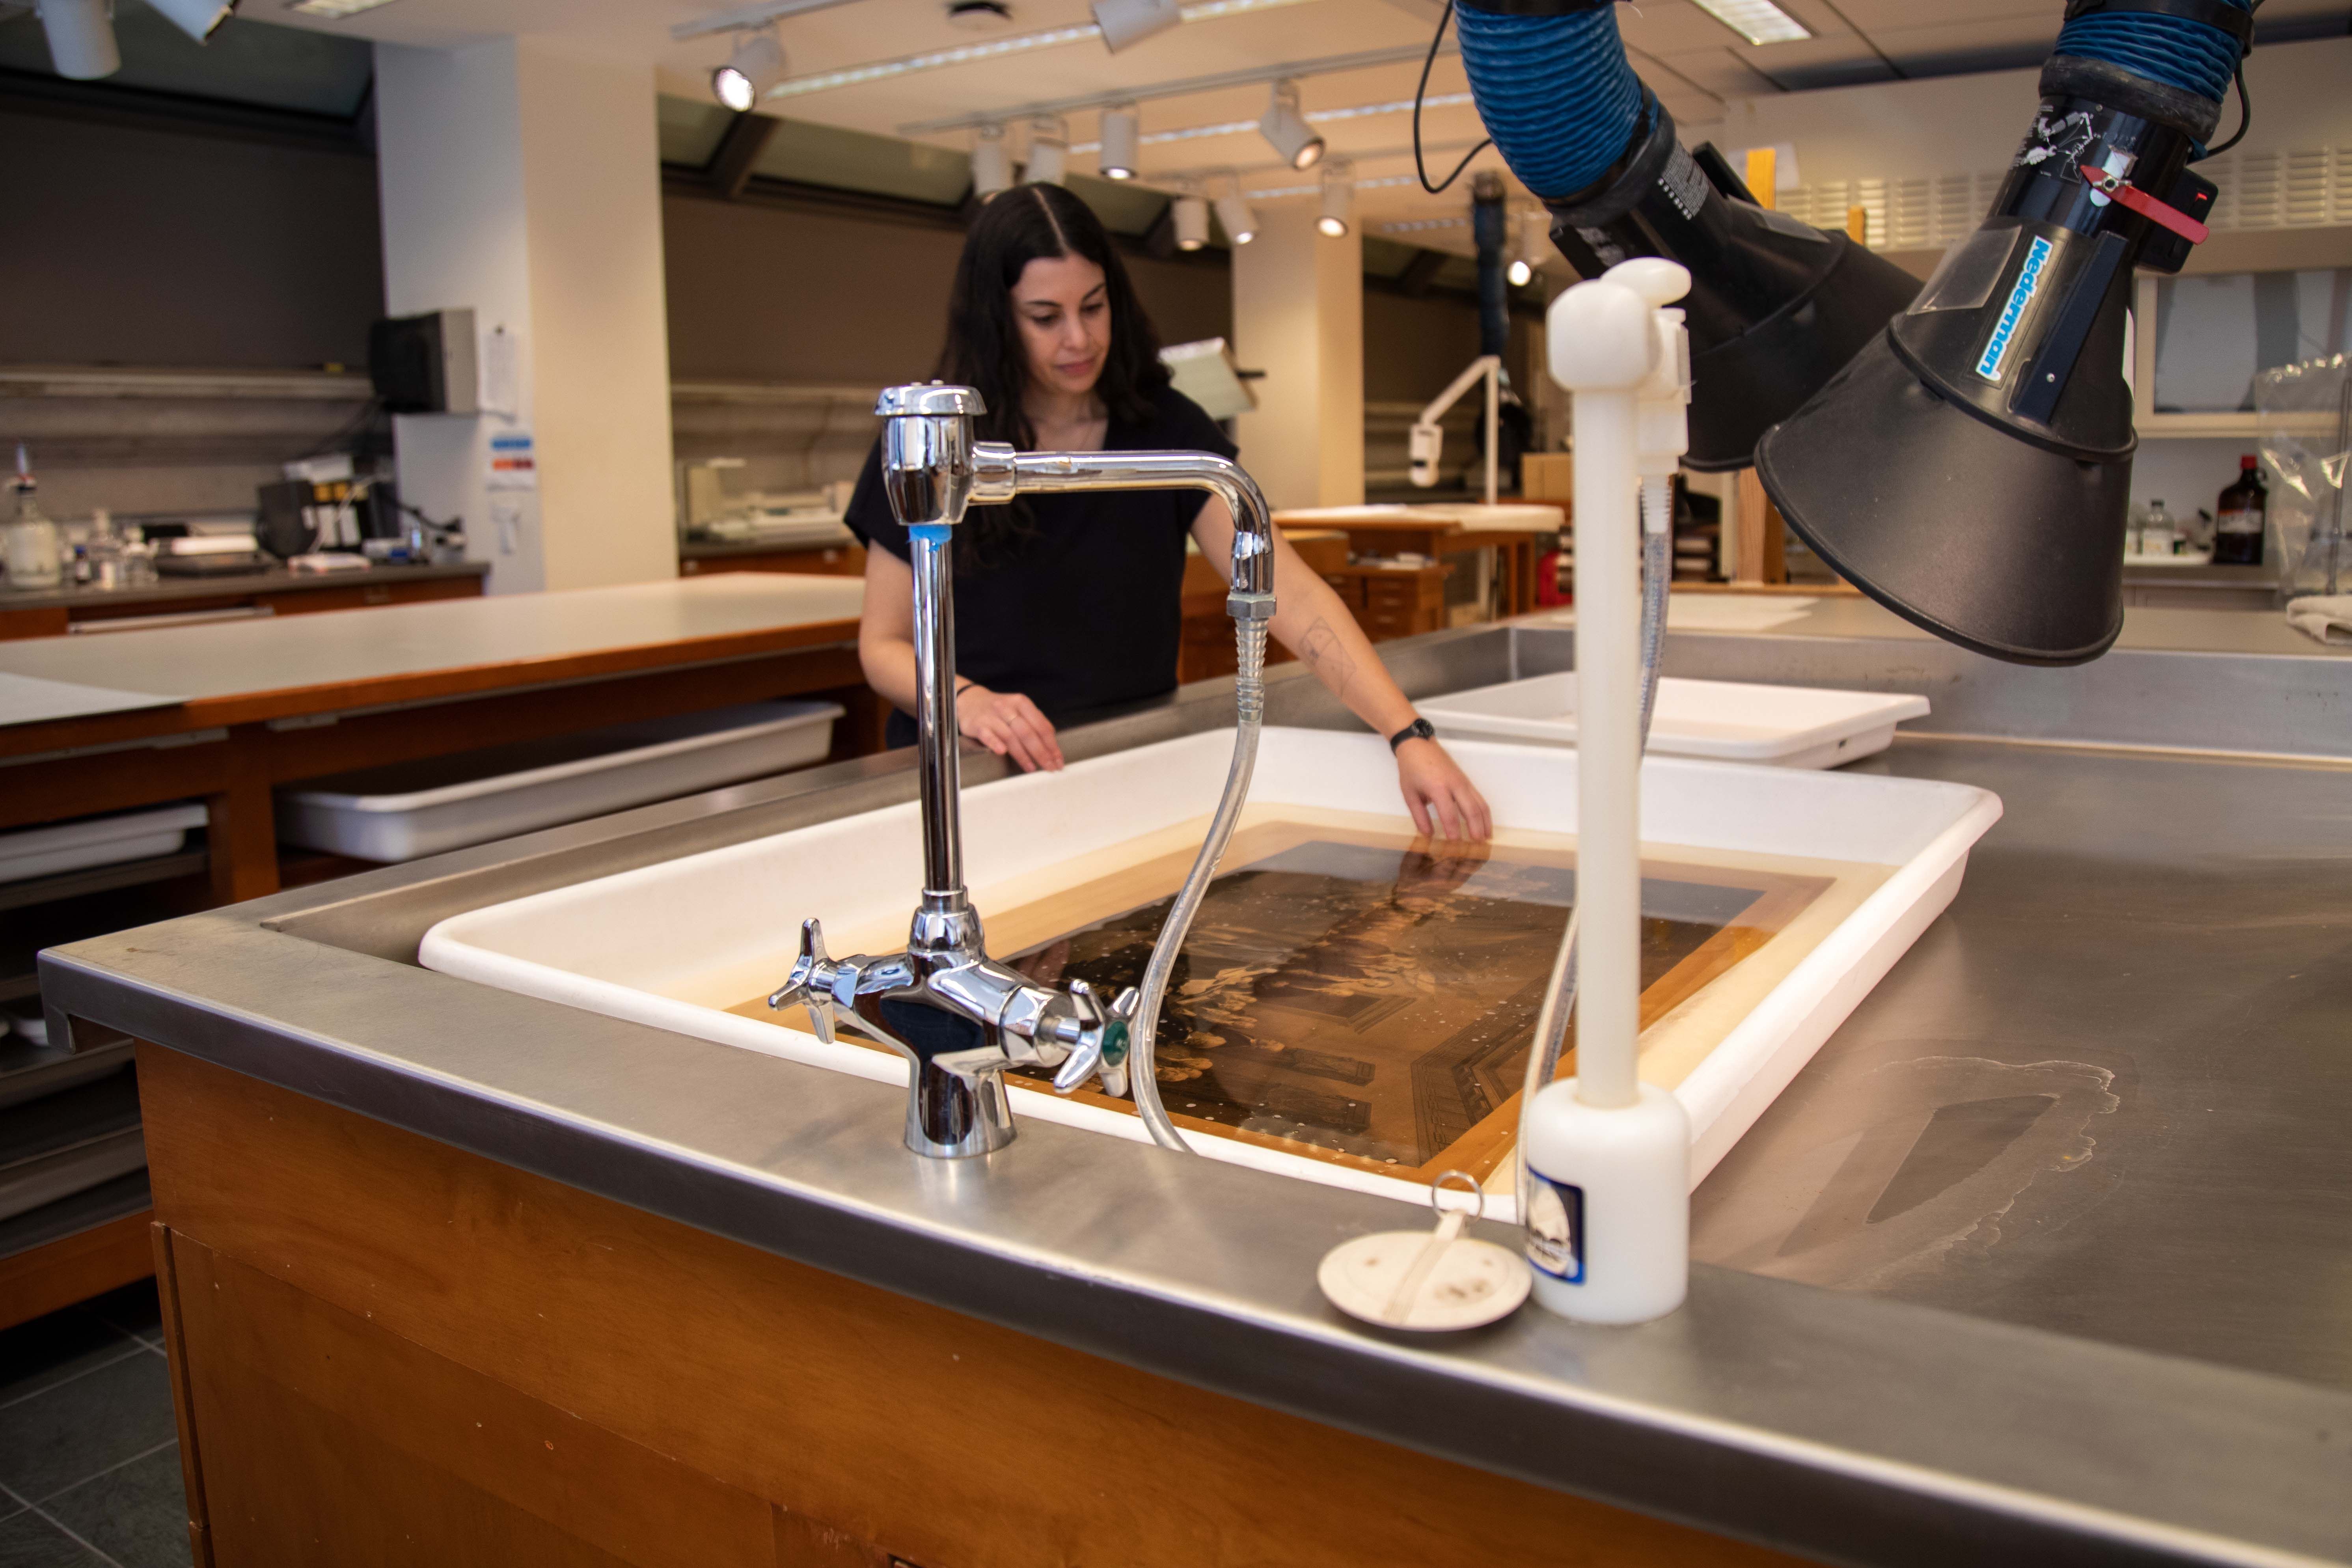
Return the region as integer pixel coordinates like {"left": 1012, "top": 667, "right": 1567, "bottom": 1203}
{"left": 1424, "top": 673, "right": 1930, "bottom": 770}
{"left": 419, "top": 728, "right": 2000, "bottom": 1214}
{"left": 278, "top": 700, "right": 842, "bottom": 863}
{"left": 0, "top": 803, "right": 206, "bottom": 886}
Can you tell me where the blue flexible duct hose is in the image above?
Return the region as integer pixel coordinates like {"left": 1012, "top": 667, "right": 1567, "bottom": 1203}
{"left": 1454, "top": 3, "right": 1643, "bottom": 202}
{"left": 2052, "top": 0, "right": 2250, "bottom": 106}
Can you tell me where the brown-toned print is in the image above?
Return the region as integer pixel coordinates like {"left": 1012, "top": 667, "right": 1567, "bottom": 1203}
{"left": 1005, "top": 829, "right": 1825, "bottom": 1184}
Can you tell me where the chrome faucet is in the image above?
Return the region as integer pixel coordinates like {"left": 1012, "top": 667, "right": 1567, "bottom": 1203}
{"left": 769, "top": 383, "right": 1277, "bottom": 1158}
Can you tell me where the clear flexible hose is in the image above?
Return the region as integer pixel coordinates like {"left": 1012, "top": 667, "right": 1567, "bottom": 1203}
{"left": 1514, "top": 478, "right": 1672, "bottom": 1213}
{"left": 1127, "top": 617, "right": 1269, "bottom": 1152}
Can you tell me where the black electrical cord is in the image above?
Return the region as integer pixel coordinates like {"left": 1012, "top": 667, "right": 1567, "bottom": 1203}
{"left": 1413, "top": 0, "right": 1492, "bottom": 195}
{"left": 2204, "top": 63, "right": 2252, "bottom": 156}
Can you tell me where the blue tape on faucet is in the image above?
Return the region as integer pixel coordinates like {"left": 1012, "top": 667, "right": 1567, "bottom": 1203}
{"left": 908, "top": 524, "right": 953, "bottom": 544}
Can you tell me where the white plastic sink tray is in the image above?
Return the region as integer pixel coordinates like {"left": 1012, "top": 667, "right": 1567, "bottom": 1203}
{"left": 1425, "top": 674, "right": 1930, "bottom": 770}
{"left": 0, "top": 802, "right": 207, "bottom": 886}
{"left": 280, "top": 699, "right": 842, "bottom": 863}
{"left": 421, "top": 729, "right": 1999, "bottom": 1213}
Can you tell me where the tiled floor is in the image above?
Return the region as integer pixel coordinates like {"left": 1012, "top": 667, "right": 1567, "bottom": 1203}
{"left": 0, "top": 1283, "right": 191, "bottom": 1568}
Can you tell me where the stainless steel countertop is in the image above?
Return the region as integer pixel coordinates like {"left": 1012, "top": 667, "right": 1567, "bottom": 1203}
{"left": 38, "top": 618, "right": 2352, "bottom": 1568}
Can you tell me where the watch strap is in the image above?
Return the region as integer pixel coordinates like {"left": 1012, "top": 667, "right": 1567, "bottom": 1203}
{"left": 1388, "top": 717, "right": 1437, "bottom": 752}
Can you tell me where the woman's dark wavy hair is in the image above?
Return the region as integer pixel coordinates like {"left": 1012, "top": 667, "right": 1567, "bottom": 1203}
{"left": 935, "top": 184, "right": 1170, "bottom": 566}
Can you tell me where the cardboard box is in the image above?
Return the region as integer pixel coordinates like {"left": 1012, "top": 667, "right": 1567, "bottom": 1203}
{"left": 1521, "top": 450, "right": 1575, "bottom": 504}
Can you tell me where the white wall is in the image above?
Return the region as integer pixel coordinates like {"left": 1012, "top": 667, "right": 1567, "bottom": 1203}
{"left": 374, "top": 38, "right": 675, "bottom": 595}
{"left": 1716, "top": 37, "right": 2352, "bottom": 190}
{"left": 1231, "top": 203, "right": 1364, "bottom": 509}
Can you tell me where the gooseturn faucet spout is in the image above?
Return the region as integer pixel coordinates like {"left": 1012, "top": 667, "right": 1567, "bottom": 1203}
{"left": 767, "top": 382, "right": 1277, "bottom": 1159}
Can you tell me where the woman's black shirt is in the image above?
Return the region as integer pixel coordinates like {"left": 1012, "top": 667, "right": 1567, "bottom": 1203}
{"left": 844, "top": 384, "right": 1238, "bottom": 731}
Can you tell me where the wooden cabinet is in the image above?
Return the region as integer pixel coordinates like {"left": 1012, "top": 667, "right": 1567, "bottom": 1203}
{"left": 0, "top": 568, "right": 486, "bottom": 640}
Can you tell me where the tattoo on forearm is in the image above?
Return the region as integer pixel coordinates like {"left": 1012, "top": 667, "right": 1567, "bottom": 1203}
{"left": 1297, "top": 617, "right": 1358, "bottom": 697}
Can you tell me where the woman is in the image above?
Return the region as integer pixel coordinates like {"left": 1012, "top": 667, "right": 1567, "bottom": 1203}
{"left": 845, "top": 184, "right": 1492, "bottom": 842}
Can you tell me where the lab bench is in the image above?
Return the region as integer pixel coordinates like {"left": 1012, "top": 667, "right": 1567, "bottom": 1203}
{"left": 0, "top": 559, "right": 488, "bottom": 640}
{"left": 34, "top": 602, "right": 2352, "bottom": 1567}
{"left": 0, "top": 572, "right": 874, "bottom": 1331}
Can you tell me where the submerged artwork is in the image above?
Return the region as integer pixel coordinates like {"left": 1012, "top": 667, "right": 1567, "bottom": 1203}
{"left": 1004, "top": 835, "right": 1787, "bottom": 1180}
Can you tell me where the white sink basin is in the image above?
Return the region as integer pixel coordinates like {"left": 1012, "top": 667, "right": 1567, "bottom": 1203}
{"left": 421, "top": 728, "right": 1998, "bottom": 1212}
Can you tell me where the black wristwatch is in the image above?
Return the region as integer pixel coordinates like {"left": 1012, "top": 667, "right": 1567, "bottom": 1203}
{"left": 1387, "top": 717, "right": 1437, "bottom": 753}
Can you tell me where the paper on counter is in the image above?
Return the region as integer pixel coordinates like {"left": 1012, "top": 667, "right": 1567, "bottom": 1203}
{"left": 0, "top": 673, "right": 186, "bottom": 729}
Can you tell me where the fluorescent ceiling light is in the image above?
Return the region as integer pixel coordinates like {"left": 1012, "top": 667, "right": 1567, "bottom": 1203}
{"left": 1381, "top": 216, "right": 1464, "bottom": 233}
{"left": 766, "top": 0, "right": 1309, "bottom": 99}
{"left": 1689, "top": 0, "right": 1810, "bottom": 46}
{"left": 283, "top": 0, "right": 403, "bottom": 15}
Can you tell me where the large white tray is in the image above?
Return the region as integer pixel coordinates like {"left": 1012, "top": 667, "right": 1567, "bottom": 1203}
{"left": 279, "top": 699, "right": 842, "bottom": 863}
{"left": 420, "top": 729, "right": 1999, "bottom": 1214}
{"left": 1425, "top": 673, "right": 1930, "bottom": 769}
{"left": 0, "top": 803, "right": 207, "bottom": 886}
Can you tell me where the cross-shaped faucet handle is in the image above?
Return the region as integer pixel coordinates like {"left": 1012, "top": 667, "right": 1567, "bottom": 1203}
{"left": 767, "top": 918, "right": 841, "bottom": 1045}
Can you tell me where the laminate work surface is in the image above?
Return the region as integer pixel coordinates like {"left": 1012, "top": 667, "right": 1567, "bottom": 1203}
{"left": 0, "top": 574, "right": 865, "bottom": 732}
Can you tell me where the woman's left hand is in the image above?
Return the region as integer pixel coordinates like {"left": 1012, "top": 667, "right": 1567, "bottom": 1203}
{"left": 1396, "top": 737, "right": 1493, "bottom": 843}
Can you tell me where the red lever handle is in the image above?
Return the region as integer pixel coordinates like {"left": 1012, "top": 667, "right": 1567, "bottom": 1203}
{"left": 2078, "top": 162, "right": 2210, "bottom": 244}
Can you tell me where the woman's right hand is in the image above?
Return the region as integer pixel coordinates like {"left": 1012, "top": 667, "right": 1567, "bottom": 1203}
{"left": 957, "top": 684, "right": 1065, "bottom": 772}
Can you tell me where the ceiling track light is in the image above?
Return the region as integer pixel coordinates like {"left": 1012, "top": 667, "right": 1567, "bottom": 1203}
{"left": 1316, "top": 157, "right": 1354, "bottom": 238}
{"left": 35, "top": 0, "right": 118, "bottom": 79}
{"left": 971, "top": 122, "right": 1014, "bottom": 200}
{"left": 1506, "top": 209, "right": 1542, "bottom": 287}
{"left": 1171, "top": 187, "right": 1211, "bottom": 251}
{"left": 1258, "top": 79, "right": 1325, "bottom": 171}
{"left": 149, "top": 0, "right": 238, "bottom": 42}
{"left": 1099, "top": 103, "right": 1141, "bottom": 180}
{"left": 713, "top": 25, "right": 788, "bottom": 112}
{"left": 1024, "top": 114, "right": 1069, "bottom": 185}
{"left": 1213, "top": 173, "right": 1256, "bottom": 245}
{"left": 1092, "top": 0, "right": 1181, "bottom": 52}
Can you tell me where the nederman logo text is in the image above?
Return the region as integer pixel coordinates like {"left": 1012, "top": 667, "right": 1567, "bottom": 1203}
{"left": 1977, "top": 235, "right": 2053, "bottom": 381}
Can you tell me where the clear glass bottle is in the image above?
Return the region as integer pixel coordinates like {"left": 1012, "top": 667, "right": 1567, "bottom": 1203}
{"left": 4, "top": 479, "right": 63, "bottom": 590}
{"left": 2137, "top": 500, "right": 2177, "bottom": 559}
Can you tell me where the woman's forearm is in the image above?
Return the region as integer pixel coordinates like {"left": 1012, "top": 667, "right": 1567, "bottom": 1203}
{"left": 858, "top": 630, "right": 923, "bottom": 714}
{"left": 1270, "top": 561, "right": 1419, "bottom": 738}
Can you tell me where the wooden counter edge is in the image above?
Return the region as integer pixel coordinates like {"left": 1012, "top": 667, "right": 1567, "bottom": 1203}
{"left": 138, "top": 1043, "right": 1804, "bottom": 1568}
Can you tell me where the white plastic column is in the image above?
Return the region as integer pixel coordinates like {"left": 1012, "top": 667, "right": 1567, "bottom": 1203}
{"left": 1230, "top": 203, "right": 1364, "bottom": 509}
{"left": 1522, "top": 259, "right": 1693, "bottom": 1327}
{"left": 373, "top": 39, "right": 677, "bottom": 594}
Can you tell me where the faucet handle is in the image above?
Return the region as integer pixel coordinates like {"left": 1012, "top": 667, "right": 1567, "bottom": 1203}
{"left": 767, "top": 918, "right": 840, "bottom": 1045}
{"left": 1051, "top": 979, "right": 1139, "bottom": 1099}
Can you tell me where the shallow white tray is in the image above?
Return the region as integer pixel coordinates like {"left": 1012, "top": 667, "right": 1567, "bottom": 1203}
{"left": 420, "top": 729, "right": 1998, "bottom": 1215}
{"left": 0, "top": 803, "right": 207, "bottom": 886}
{"left": 279, "top": 699, "right": 841, "bottom": 863}
{"left": 1424, "top": 673, "right": 1930, "bottom": 770}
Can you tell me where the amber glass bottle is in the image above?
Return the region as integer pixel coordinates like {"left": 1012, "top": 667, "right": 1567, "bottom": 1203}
{"left": 2213, "top": 455, "right": 2266, "bottom": 567}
